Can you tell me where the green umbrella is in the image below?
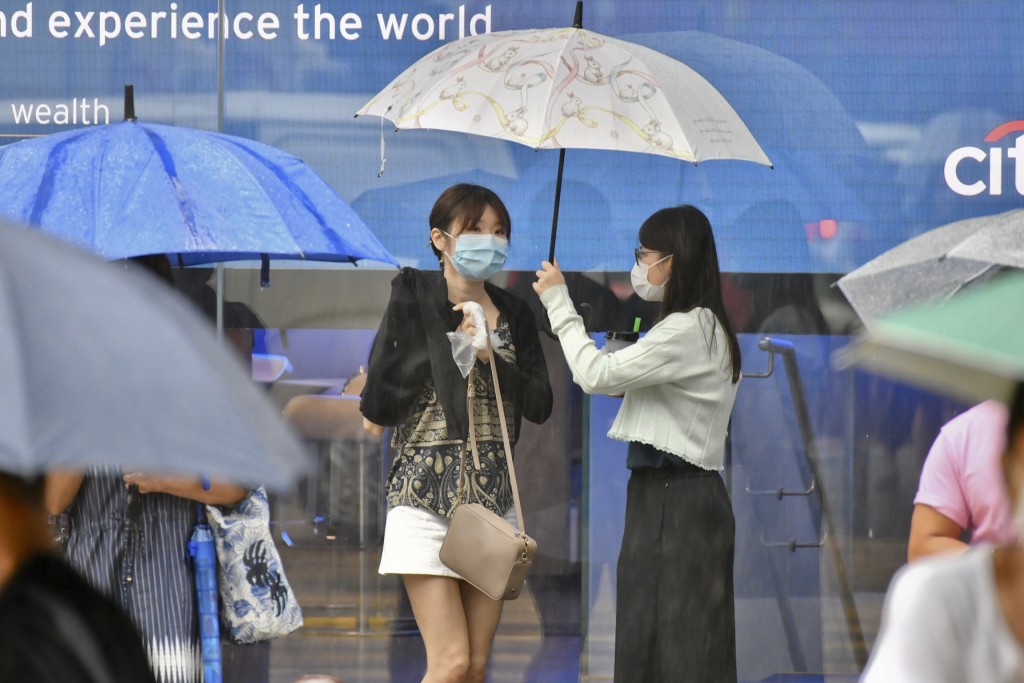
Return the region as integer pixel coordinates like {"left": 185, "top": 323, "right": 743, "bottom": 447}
{"left": 835, "top": 270, "right": 1024, "bottom": 404}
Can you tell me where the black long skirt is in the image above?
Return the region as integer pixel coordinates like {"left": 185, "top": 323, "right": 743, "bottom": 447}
{"left": 614, "top": 458, "right": 737, "bottom": 683}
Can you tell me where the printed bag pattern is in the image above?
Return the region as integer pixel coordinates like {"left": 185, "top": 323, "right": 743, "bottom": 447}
{"left": 205, "top": 486, "right": 303, "bottom": 644}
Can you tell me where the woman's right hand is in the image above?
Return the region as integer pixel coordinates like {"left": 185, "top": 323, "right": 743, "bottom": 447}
{"left": 453, "top": 302, "right": 489, "bottom": 363}
{"left": 362, "top": 417, "right": 384, "bottom": 437}
{"left": 532, "top": 259, "right": 565, "bottom": 296}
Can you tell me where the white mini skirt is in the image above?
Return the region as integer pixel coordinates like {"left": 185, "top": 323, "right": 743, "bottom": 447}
{"left": 379, "top": 504, "right": 519, "bottom": 578}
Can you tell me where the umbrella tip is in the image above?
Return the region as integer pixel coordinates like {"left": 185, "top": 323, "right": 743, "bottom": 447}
{"left": 124, "top": 84, "right": 137, "bottom": 121}
{"left": 573, "top": 1, "right": 583, "bottom": 28}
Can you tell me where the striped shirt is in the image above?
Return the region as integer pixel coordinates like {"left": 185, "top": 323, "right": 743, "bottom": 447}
{"left": 65, "top": 466, "right": 201, "bottom": 683}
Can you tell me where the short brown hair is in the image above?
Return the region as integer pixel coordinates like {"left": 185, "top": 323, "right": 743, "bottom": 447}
{"left": 428, "top": 184, "right": 511, "bottom": 261}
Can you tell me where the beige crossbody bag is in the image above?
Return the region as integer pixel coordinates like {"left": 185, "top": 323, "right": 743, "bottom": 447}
{"left": 439, "top": 340, "right": 536, "bottom": 600}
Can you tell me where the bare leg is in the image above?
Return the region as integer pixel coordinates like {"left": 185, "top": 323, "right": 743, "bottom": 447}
{"left": 403, "top": 574, "right": 471, "bottom": 683}
{"left": 460, "top": 581, "right": 504, "bottom": 683}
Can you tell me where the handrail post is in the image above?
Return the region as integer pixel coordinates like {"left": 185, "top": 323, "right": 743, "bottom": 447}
{"left": 744, "top": 337, "right": 868, "bottom": 670}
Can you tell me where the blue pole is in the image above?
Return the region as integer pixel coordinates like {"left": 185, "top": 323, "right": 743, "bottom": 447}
{"left": 189, "top": 520, "right": 222, "bottom": 683}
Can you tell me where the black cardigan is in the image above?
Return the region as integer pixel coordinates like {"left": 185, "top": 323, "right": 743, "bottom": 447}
{"left": 360, "top": 268, "right": 552, "bottom": 444}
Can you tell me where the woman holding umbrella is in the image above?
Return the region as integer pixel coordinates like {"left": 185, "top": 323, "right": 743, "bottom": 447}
{"left": 534, "top": 205, "right": 742, "bottom": 683}
{"left": 360, "top": 183, "right": 552, "bottom": 683}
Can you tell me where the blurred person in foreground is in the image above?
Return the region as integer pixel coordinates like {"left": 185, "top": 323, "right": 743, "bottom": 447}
{"left": 862, "top": 383, "right": 1024, "bottom": 682}
{"left": 908, "top": 399, "right": 1014, "bottom": 561}
{"left": 46, "top": 255, "right": 250, "bottom": 683}
{"left": 0, "top": 471, "right": 156, "bottom": 683}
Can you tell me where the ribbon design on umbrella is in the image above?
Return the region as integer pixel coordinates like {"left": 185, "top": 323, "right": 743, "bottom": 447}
{"left": 372, "top": 28, "right": 702, "bottom": 160}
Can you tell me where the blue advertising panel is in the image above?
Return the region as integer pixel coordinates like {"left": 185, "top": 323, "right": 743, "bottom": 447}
{"left": 2, "top": 1, "right": 1022, "bottom": 273}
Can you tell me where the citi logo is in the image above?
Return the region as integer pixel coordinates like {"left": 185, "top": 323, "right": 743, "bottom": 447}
{"left": 944, "top": 120, "right": 1024, "bottom": 196}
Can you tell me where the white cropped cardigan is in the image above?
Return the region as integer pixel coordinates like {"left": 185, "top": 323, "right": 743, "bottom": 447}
{"left": 540, "top": 284, "right": 739, "bottom": 470}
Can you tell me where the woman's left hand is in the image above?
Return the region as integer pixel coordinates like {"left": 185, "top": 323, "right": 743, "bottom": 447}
{"left": 122, "top": 471, "right": 247, "bottom": 505}
{"left": 532, "top": 260, "right": 565, "bottom": 296}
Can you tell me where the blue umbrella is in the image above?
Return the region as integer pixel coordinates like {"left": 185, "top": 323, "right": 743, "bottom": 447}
{"left": 628, "top": 31, "right": 871, "bottom": 159}
{"left": 624, "top": 31, "right": 881, "bottom": 270}
{"left": 0, "top": 111, "right": 399, "bottom": 275}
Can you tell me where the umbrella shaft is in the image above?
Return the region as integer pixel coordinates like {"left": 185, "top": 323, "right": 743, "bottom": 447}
{"left": 549, "top": 148, "right": 566, "bottom": 264}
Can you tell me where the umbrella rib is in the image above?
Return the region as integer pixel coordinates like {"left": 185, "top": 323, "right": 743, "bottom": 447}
{"left": 28, "top": 129, "right": 92, "bottom": 229}
{"left": 221, "top": 138, "right": 356, "bottom": 262}
{"left": 140, "top": 125, "right": 209, "bottom": 249}
{"left": 944, "top": 262, "right": 1001, "bottom": 300}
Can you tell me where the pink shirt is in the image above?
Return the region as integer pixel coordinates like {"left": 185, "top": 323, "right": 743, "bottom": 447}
{"left": 914, "top": 401, "right": 1015, "bottom": 545}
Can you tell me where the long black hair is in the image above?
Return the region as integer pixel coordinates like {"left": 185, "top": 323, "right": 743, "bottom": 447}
{"left": 638, "top": 205, "right": 742, "bottom": 382}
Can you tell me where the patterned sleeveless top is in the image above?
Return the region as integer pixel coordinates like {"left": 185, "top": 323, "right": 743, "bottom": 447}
{"left": 386, "top": 317, "right": 517, "bottom": 518}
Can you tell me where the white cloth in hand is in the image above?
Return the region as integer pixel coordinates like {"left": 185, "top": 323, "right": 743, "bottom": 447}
{"left": 446, "top": 301, "right": 490, "bottom": 378}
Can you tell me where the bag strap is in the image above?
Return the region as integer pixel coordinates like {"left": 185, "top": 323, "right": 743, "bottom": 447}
{"left": 454, "top": 371, "right": 477, "bottom": 501}
{"left": 454, "top": 332, "right": 527, "bottom": 536}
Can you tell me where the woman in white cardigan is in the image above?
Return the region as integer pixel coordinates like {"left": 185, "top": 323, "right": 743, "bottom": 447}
{"left": 534, "top": 205, "right": 742, "bottom": 683}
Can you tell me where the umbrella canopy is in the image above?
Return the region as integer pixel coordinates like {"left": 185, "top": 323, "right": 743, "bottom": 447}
{"left": 626, "top": 31, "right": 876, "bottom": 261}
{"left": 351, "top": 29, "right": 879, "bottom": 273}
{"left": 0, "top": 118, "right": 399, "bottom": 269}
{"left": 358, "top": 27, "right": 770, "bottom": 165}
{"left": 357, "top": 5, "right": 770, "bottom": 261}
{"left": 0, "top": 217, "right": 311, "bottom": 489}
{"left": 834, "top": 270, "right": 1024, "bottom": 405}
{"left": 836, "top": 208, "right": 1024, "bottom": 327}
{"left": 630, "top": 31, "right": 870, "bottom": 160}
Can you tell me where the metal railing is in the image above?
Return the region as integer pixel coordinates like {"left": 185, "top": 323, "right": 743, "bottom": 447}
{"left": 742, "top": 336, "right": 868, "bottom": 670}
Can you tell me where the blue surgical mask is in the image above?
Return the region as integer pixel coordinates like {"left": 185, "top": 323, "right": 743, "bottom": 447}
{"left": 442, "top": 231, "right": 508, "bottom": 281}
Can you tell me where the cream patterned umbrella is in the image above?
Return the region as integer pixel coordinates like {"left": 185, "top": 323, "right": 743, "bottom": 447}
{"left": 357, "top": 4, "right": 771, "bottom": 261}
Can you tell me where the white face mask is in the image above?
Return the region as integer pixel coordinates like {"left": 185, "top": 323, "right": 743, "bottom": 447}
{"left": 630, "top": 254, "right": 670, "bottom": 302}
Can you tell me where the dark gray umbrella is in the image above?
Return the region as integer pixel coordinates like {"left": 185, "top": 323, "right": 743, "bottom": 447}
{"left": 836, "top": 208, "right": 1024, "bottom": 328}
{"left": 0, "top": 217, "right": 310, "bottom": 489}
{"left": 835, "top": 270, "right": 1024, "bottom": 404}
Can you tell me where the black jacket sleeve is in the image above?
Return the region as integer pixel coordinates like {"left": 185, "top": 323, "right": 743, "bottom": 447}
{"left": 359, "top": 270, "right": 431, "bottom": 427}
